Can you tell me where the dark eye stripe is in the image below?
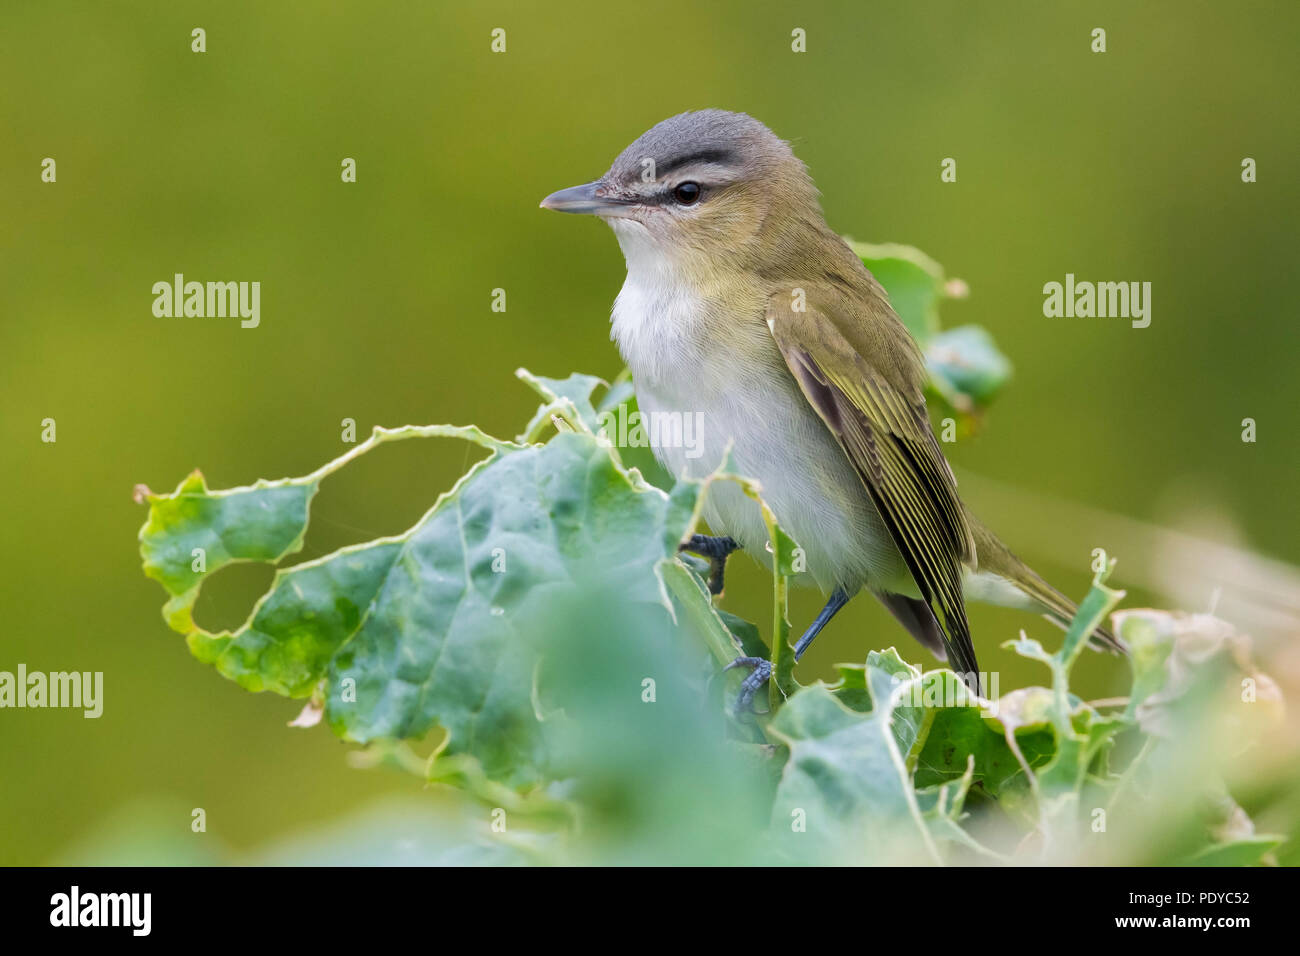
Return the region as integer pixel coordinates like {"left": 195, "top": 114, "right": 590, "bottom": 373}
{"left": 655, "top": 148, "right": 736, "bottom": 177}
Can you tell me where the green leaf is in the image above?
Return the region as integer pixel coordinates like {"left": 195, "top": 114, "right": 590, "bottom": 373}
{"left": 1116, "top": 613, "right": 1174, "bottom": 719}
{"left": 925, "top": 325, "right": 1013, "bottom": 409}
{"left": 917, "top": 692, "right": 1055, "bottom": 796}
{"left": 848, "top": 241, "right": 1011, "bottom": 418}
{"left": 320, "top": 433, "right": 682, "bottom": 784}
{"left": 827, "top": 662, "right": 872, "bottom": 713}
{"left": 142, "top": 418, "right": 714, "bottom": 789}
{"left": 594, "top": 373, "right": 675, "bottom": 490}
{"left": 715, "top": 609, "right": 772, "bottom": 660}
{"left": 765, "top": 657, "right": 941, "bottom": 863}
{"left": 187, "top": 537, "right": 404, "bottom": 696}
{"left": 848, "top": 241, "right": 947, "bottom": 345}
{"left": 1182, "top": 836, "right": 1283, "bottom": 867}
{"left": 515, "top": 369, "right": 607, "bottom": 439}
{"left": 135, "top": 357, "right": 1284, "bottom": 865}
{"left": 138, "top": 470, "right": 317, "bottom": 633}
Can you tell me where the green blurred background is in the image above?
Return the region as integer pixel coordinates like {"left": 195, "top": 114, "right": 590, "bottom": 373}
{"left": 2, "top": 1, "right": 1297, "bottom": 864}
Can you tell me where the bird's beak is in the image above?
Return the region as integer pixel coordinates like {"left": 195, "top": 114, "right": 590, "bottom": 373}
{"left": 539, "top": 181, "right": 633, "bottom": 217}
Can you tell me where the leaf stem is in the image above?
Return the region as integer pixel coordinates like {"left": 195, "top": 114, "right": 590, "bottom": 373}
{"left": 304, "top": 423, "right": 519, "bottom": 486}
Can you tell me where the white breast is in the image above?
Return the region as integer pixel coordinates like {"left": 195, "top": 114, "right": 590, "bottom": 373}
{"left": 606, "top": 222, "right": 902, "bottom": 594}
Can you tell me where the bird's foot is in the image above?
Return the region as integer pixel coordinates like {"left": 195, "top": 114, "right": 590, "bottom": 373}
{"left": 723, "top": 656, "right": 773, "bottom": 714}
{"left": 680, "top": 534, "right": 740, "bottom": 595}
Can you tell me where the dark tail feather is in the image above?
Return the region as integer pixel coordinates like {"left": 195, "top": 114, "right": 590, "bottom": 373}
{"left": 876, "top": 590, "right": 984, "bottom": 693}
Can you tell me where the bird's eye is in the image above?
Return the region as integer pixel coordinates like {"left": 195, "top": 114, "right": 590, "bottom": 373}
{"left": 673, "top": 182, "right": 701, "bottom": 205}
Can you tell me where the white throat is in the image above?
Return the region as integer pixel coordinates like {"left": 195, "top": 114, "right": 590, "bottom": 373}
{"left": 606, "top": 218, "right": 705, "bottom": 389}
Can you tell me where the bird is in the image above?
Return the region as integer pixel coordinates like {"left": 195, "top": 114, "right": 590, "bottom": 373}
{"left": 540, "top": 110, "right": 1123, "bottom": 709}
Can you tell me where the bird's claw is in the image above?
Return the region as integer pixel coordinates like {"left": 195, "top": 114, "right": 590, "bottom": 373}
{"left": 680, "top": 534, "right": 739, "bottom": 595}
{"left": 723, "top": 656, "right": 773, "bottom": 714}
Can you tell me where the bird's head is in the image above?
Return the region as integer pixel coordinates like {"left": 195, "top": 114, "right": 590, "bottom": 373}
{"left": 540, "top": 110, "right": 823, "bottom": 272}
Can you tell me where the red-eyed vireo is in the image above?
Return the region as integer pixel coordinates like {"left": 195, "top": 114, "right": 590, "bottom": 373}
{"left": 541, "top": 110, "right": 1123, "bottom": 708}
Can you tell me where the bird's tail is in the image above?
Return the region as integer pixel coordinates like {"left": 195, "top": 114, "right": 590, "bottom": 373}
{"left": 967, "top": 515, "right": 1127, "bottom": 654}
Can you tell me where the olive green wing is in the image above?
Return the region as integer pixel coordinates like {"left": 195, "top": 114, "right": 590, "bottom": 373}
{"left": 766, "top": 285, "right": 981, "bottom": 683}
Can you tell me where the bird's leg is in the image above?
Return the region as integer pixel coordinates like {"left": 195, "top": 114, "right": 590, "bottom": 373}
{"left": 727, "top": 587, "right": 852, "bottom": 714}
{"left": 724, "top": 656, "right": 772, "bottom": 713}
{"left": 679, "top": 534, "right": 740, "bottom": 596}
{"left": 793, "top": 587, "right": 851, "bottom": 661}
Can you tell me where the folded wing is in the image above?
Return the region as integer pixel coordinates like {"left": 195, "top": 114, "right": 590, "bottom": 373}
{"left": 766, "top": 284, "right": 981, "bottom": 684}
